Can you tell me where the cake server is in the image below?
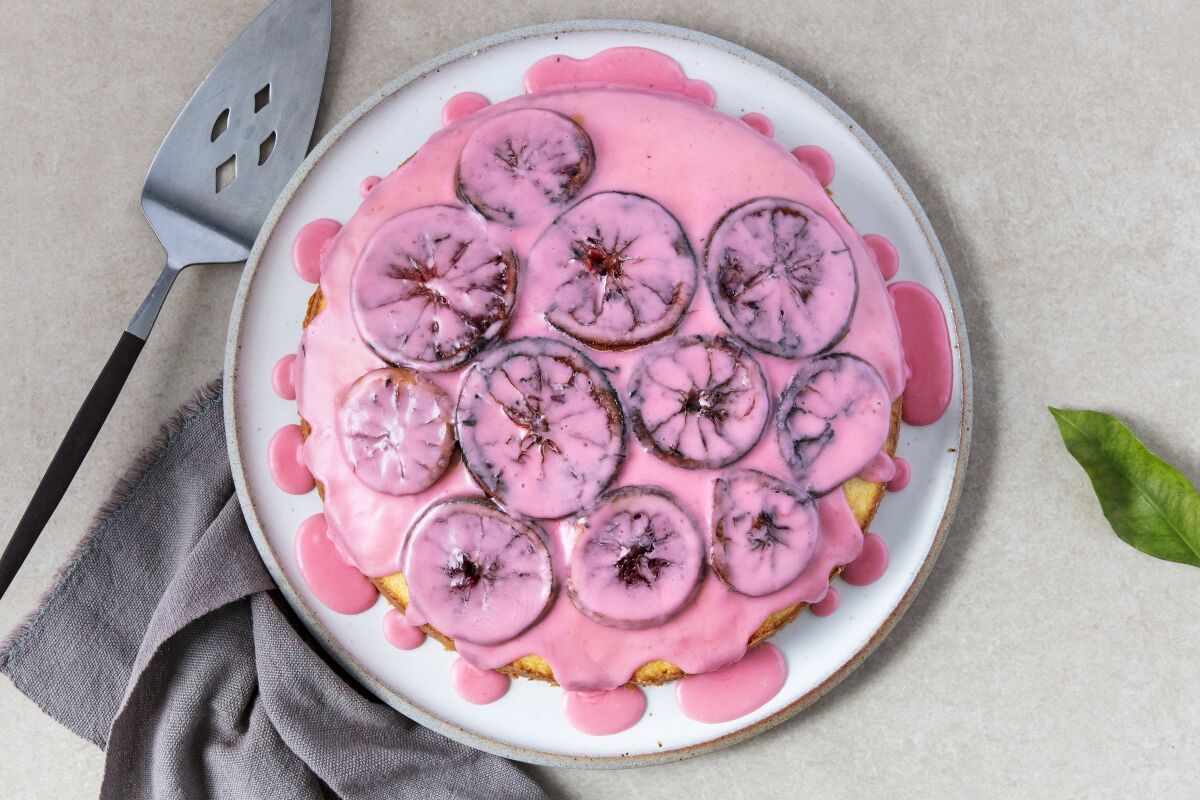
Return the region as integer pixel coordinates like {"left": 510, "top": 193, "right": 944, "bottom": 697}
{"left": 0, "top": 0, "right": 331, "bottom": 601}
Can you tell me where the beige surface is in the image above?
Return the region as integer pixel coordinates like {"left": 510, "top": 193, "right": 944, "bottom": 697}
{"left": 2, "top": 1, "right": 1199, "bottom": 797}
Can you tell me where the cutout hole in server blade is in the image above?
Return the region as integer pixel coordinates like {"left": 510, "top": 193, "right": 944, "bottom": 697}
{"left": 215, "top": 154, "right": 236, "bottom": 192}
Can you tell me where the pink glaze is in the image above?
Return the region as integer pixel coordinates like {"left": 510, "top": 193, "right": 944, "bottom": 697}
{"left": 528, "top": 191, "right": 698, "bottom": 348}
{"left": 889, "top": 281, "right": 953, "bottom": 426}
{"left": 267, "top": 424, "right": 313, "bottom": 495}
{"left": 711, "top": 471, "right": 818, "bottom": 596}
{"left": 864, "top": 234, "right": 899, "bottom": 280}
{"left": 291, "top": 217, "right": 341, "bottom": 283}
{"left": 887, "top": 456, "right": 912, "bottom": 492}
{"left": 778, "top": 355, "right": 894, "bottom": 495}
{"left": 568, "top": 488, "right": 704, "bottom": 630}
{"left": 442, "top": 91, "right": 490, "bottom": 125}
{"left": 791, "top": 145, "right": 835, "bottom": 187}
{"left": 271, "top": 353, "right": 297, "bottom": 400}
{"left": 525, "top": 47, "right": 716, "bottom": 106}
{"left": 708, "top": 197, "right": 857, "bottom": 358}
{"left": 740, "top": 112, "right": 773, "bottom": 137}
{"left": 350, "top": 206, "right": 515, "bottom": 370}
{"left": 858, "top": 451, "right": 897, "bottom": 484}
{"left": 842, "top": 532, "right": 888, "bottom": 586}
{"left": 629, "top": 336, "right": 768, "bottom": 468}
{"left": 810, "top": 586, "right": 839, "bottom": 617}
{"left": 294, "top": 514, "right": 377, "bottom": 614}
{"left": 294, "top": 50, "right": 907, "bottom": 690}
{"left": 450, "top": 658, "right": 509, "bottom": 704}
{"left": 337, "top": 368, "right": 454, "bottom": 496}
{"left": 455, "top": 339, "right": 624, "bottom": 520}
{"left": 403, "top": 500, "right": 554, "bottom": 645}
{"left": 358, "top": 176, "right": 381, "bottom": 197}
{"left": 562, "top": 686, "right": 647, "bottom": 735}
{"left": 675, "top": 642, "right": 787, "bottom": 723}
{"left": 458, "top": 108, "right": 594, "bottom": 225}
{"left": 382, "top": 608, "right": 426, "bottom": 650}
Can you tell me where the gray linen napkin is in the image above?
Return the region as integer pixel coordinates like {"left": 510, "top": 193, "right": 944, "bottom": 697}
{"left": 0, "top": 380, "right": 547, "bottom": 800}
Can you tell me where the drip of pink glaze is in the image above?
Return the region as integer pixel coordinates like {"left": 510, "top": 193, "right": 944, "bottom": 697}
{"left": 294, "top": 514, "right": 377, "bottom": 614}
{"left": 442, "top": 91, "right": 490, "bottom": 126}
{"left": 791, "top": 145, "right": 835, "bottom": 187}
{"left": 887, "top": 456, "right": 912, "bottom": 492}
{"left": 268, "top": 425, "right": 313, "bottom": 495}
{"left": 889, "top": 281, "right": 953, "bottom": 426}
{"left": 864, "top": 234, "right": 900, "bottom": 280}
{"left": 810, "top": 586, "right": 839, "bottom": 617}
{"left": 271, "top": 353, "right": 297, "bottom": 400}
{"left": 675, "top": 643, "right": 787, "bottom": 724}
{"left": 359, "top": 176, "right": 381, "bottom": 198}
{"left": 562, "top": 686, "right": 647, "bottom": 735}
{"left": 740, "top": 112, "right": 773, "bottom": 137}
{"left": 524, "top": 47, "right": 716, "bottom": 107}
{"left": 857, "top": 451, "right": 896, "bottom": 484}
{"left": 842, "top": 533, "right": 888, "bottom": 586}
{"left": 291, "top": 218, "right": 341, "bottom": 284}
{"left": 382, "top": 608, "right": 425, "bottom": 650}
{"left": 450, "top": 658, "right": 509, "bottom": 704}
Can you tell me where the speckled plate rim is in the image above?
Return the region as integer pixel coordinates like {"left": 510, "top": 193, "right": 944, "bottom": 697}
{"left": 224, "top": 18, "right": 973, "bottom": 769}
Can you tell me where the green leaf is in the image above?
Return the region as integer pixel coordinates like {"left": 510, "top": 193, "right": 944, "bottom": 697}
{"left": 1049, "top": 407, "right": 1200, "bottom": 567}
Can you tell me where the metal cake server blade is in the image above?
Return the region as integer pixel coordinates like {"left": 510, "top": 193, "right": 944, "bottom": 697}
{"left": 0, "top": 0, "right": 331, "bottom": 600}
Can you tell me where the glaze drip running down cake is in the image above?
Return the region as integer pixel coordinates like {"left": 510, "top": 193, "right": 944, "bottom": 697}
{"left": 270, "top": 46, "right": 953, "bottom": 732}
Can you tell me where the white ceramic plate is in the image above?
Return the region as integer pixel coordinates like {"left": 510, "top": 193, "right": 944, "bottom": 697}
{"left": 225, "top": 20, "right": 972, "bottom": 768}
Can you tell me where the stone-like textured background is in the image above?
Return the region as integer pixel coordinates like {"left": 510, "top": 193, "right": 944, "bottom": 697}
{"left": 2, "top": 1, "right": 1198, "bottom": 797}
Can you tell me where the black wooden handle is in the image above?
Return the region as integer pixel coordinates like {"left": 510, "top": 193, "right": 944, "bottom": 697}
{"left": 0, "top": 330, "right": 145, "bottom": 601}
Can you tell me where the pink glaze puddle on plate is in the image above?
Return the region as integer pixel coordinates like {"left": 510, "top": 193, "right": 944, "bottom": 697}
{"left": 358, "top": 176, "right": 381, "bottom": 197}
{"left": 810, "top": 586, "right": 839, "bottom": 617}
{"left": 864, "top": 233, "right": 899, "bottom": 280}
{"left": 267, "top": 424, "right": 313, "bottom": 495}
{"left": 887, "top": 456, "right": 912, "bottom": 492}
{"left": 675, "top": 642, "right": 787, "bottom": 724}
{"left": 890, "top": 281, "right": 953, "bottom": 426}
{"left": 271, "top": 353, "right": 297, "bottom": 400}
{"left": 740, "top": 112, "right": 773, "bottom": 137}
{"left": 791, "top": 145, "right": 835, "bottom": 187}
{"left": 451, "top": 658, "right": 510, "bottom": 705}
{"left": 525, "top": 46, "right": 716, "bottom": 106}
{"left": 562, "top": 686, "right": 648, "bottom": 736}
{"left": 842, "top": 532, "right": 889, "bottom": 586}
{"left": 294, "top": 514, "right": 377, "bottom": 615}
{"left": 382, "top": 608, "right": 426, "bottom": 650}
{"left": 442, "top": 91, "right": 491, "bottom": 125}
{"left": 291, "top": 217, "right": 341, "bottom": 284}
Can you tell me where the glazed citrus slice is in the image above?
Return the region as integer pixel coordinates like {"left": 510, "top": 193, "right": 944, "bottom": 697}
{"left": 455, "top": 337, "right": 625, "bottom": 519}
{"left": 402, "top": 498, "right": 555, "bottom": 645}
{"left": 350, "top": 205, "right": 517, "bottom": 371}
{"left": 567, "top": 487, "right": 704, "bottom": 630}
{"left": 627, "top": 335, "right": 769, "bottom": 468}
{"left": 528, "top": 191, "right": 697, "bottom": 349}
{"left": 336, "top": 368, "right": 454, "bottom": 495}
{"left": 706, "top": 197, "right": 858, "bottom": 357}
{"left": 456, "top": 108, "right": 595, "bottom": 224}
{"left": 711, "top": 469, "right": 819, "bottom": 596}
{"left": 776, "top": 353, "right": 892, "bottom": 495}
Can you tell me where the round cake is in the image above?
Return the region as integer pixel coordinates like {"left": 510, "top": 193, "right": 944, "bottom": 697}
{"left": 286, "top": 47, "right": 914, "bottom": 695}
